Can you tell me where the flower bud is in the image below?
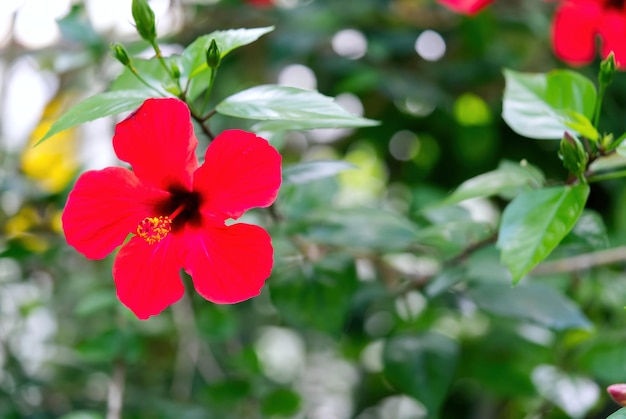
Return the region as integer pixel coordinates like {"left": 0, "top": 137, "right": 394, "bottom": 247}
{"left": 599, "top": 52, "right": 616, "bottom": 86}
{"left": 608, "top": 384, "right": 626, "bottom": 406}
{"left": 111, "top": 43, "right": 132, "bottom": 67}
{"left": 132, "top": 0, "right": 157, "bottom": 42}
{"left": 170, "top": 62, "right": 180, "bottom": 79}
{"left": 559, "top": 132, "right": 588, "bottom": 176}
{"left": 206, "top": 39, "right": 222, "bottom": 69}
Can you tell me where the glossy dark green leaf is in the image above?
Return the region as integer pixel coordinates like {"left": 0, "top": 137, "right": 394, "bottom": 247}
{"left": 216, "top": 85, "right": 379, "bottom": 129}
{"left": 468, "top": 282, "right": 591, "bottom": 330}
{"left": 608, "top": 409, "right": 626, "bottom": 419}
{"left": 383, "top": 333, "right": 459, "bottom": 417}
{"left": 282, "top": 160, "right": 355, "bottom": 186}
{"left": 502, "top": 69, "right": 596, "bottom": 139}
{"left": 39, "top": 90, "right": 153, "bottom": 144}
{"left": 497, "top": 184, "right": 589, "bottom": 282}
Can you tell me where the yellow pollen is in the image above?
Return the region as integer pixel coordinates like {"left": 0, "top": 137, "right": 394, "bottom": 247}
{"left": 136, "top": 216, "right": 172, "bottom": 244}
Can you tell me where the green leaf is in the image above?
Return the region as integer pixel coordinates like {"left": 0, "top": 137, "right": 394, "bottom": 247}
{"left": 567, "top": 210, "right": 609, "bottom": 250}
{"left": 261, "top": 388, "right": 301, "bottom": 416}
{"left": 425, "top": 267, "right": 466, "bottom": 298}
{"left": 295, "top": 208, "right": 420, "bottom": 251}
{"left": 216, "top": 85, "right": 379, "bottom": 130}
{"left": 502, "top": 69, "right": 596, "bottom": 140}
{"left": 182, "top": 26, "right": 274, "bottom": 79}
{"left": 270, "top": 256, "right": 359, "bottom": 335}
{"left": 39, "top": 90, "right": 152, "bottom": 144}
{"left": 608, "top": 408, "right": 626, "bottom": 419}
{"left": 181, "top": 26, "right": 274, "bottom": 100}
{"left": 442, "top": 160, "right": 544, "bottom": 205}
{"left": 468, "top": 282, "right": 591, "bottom": 330}
{"left": 497, "top": 184, "right": 590, "bottom": 282}
{"left": 564, "top": 111, "right": 599, "bottom": 142}
{"left": 282, "top": 160, "right": 355, "bottom": 186}
{"left": 383, "top": 332, "right": 459, "bottom": 417}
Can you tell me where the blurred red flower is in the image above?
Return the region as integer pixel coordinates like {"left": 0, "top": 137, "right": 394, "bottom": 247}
{"left": 246, "top": 0, "right": 273, "bottom": 7}
{"left": 437, "top": 0, "right": 494, "bottom": 14}
{"left": 552, "top": 0, "right": 626, "bottom": 68}
{"left": 62, "top": 98, "right": 282, "bottom": 319}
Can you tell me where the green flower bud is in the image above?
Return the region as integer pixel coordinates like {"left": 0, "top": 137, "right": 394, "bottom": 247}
{"left": 206, "top": 39, "right": 222, "bottom": 70}
{"left": 132, "top": 0, "right": 157, "bottom": 42}
{"left": 599, "top": 51, "right": 616, "bottom": 87}
{"left": 170, "top": 62, "right": 180, "bottom": 79}
{"left": 111, "top": 43, "right": 132, "bottom": 66}
{"left": 559, "top": 132, "right": 588, "bottom": 177}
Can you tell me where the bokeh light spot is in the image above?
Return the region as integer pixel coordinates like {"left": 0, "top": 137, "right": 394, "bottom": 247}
{"left": 278, "top": 64, "right": 317, "bottom": 90}
{"left": 332, "top": 29, "right": 367, "bottom": 60}
{"left": 389, "top": 130, "right": 420, "bottom": 161}
{"left": 453, "top": 93, "right": 492, "bottom": 125}
{"left": 415, "top": 30, "right": 446, "bottom": 61}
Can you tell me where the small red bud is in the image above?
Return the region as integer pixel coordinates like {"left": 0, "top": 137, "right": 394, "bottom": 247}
{"left": 607, "top": 384, "right": 626, "bottom": 406}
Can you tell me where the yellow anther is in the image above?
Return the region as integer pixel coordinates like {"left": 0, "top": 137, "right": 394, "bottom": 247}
{"left": 136, "top": 216, "right": 172, "bottom": 244}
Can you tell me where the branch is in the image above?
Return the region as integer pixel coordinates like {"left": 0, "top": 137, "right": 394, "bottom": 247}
{"left": 171, "top": 292, "right": 224, "bottom": 400}
{"left": 106, "top": 359, "right": 126, "bottom": 419}
{"left": 532, "top": 246, "right": 626, "bottom": 275}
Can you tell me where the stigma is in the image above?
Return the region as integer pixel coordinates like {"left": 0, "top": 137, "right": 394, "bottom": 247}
{"left": 136, "top": 216, "right": 172, "bottom": 244}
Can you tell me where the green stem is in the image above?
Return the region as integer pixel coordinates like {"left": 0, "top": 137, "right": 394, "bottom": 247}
{"left": 129, "top": 66, "right": 164, "bottom": 97}
{"left": 587, "top": 169, "right": 626, "bottom": 183}
{"left": 201, "top": 68, "right": 217, "bottom": 114}
{"left": 151, "top": 41, "right": 174, "bottom": 79}
{"left": 592, "top": 83, "right": 606, "bottom": 129}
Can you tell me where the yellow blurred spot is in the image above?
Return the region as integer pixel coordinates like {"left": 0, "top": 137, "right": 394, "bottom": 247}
{"left": 21, "top": 94, "right": 79, "bottom": 193}
{"left": 5, "top": 207, "right": 40, "bottom": 237}
{"left": 19, "top": 234, "right": 49, "bottom": 253}
{"left": 49, "top": 209, "right": 64, "bottom": 234}
{"left": 337, "top": 142, "right": 388, "bottom": 206}
{"left": 453, "top": 93, "right": 491, "bottom": 126}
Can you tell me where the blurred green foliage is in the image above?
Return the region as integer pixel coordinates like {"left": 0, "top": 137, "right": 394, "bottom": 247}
{"left": 2, "top": 0, "right": 626, "bottom": 418}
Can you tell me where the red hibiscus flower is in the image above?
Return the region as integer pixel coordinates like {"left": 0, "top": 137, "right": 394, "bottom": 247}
{"left": 62, "top": 98, "right": 282, "bottom": 319}
{"left": 552, "top": 0, "right": 626, "bottom": 68}
{"left": 437, "top": 0, "right": 494, "bottom": 15}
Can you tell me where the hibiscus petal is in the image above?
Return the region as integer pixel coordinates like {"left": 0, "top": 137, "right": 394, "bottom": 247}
{"left": 62, "top": 167, "right": 169, "bottom": 260}
{"left": 113, "top": 235, "right": 184, "bottom": 319}
{"left": 184, "top": 223, "right": 273, "bottom": 304}
{"left": 113, "top": 98, "right": 199, "bottom": 190}
{"left": 437, "top": 0, "right": 494, "bottom": 14}
{"left": 598, "top": 10, "right": 626, "bottom": 69}
{"left": 193, "top": 130, "right": 282, "bottom": 220}
{"left": 551, "top": 0, "right": 602, "bottom": 65}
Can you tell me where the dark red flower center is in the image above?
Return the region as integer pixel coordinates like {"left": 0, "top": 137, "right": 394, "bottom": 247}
{"left": 605, "top": 0, "right": 625, "bottom": 10}
{"left": 136, "top": 188, "right": 203, "bottom": 244}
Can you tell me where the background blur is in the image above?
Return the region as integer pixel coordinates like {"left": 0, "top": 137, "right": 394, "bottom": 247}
{"left": 2, "top": 0, "right": 626, "bottom": 418}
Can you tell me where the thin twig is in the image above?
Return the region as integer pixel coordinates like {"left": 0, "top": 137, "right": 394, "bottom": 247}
{"left": 106, "top": 359, "right": 126, "bottom": 419}
{"left": 532, "top": 246, "right": 626, "bottom": 275}
{"left": 189, "top": 107, "right": 214, "bottom": 140}
{"left": 171, "top": 292, "right": 224, "bottom": 400}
